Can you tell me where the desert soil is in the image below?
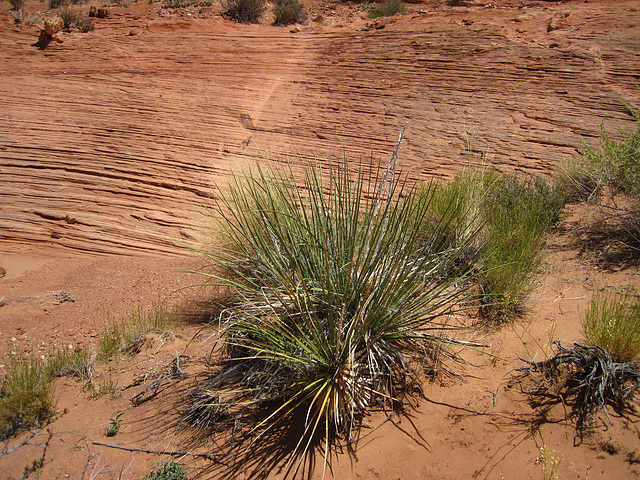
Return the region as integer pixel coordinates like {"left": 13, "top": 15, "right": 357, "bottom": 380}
{"left": 1, "top": 0, "right": 640, "bottom": 478}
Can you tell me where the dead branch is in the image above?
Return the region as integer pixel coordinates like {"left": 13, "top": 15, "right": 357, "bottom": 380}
{"left": 92, "top": 441, "right": 221, "bottom": 460}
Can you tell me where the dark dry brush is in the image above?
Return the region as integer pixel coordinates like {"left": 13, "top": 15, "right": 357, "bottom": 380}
{"left": 519, "top": 341, "right": 640, "bottom": 431}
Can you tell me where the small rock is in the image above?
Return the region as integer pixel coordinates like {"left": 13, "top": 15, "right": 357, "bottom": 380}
{"left": 547, "top": 10, "right": 570, "bottom": 32}
{"left": 65, "top": 214, "right": 77, "bottom": 224}
{"left": 51, "top": 232, "right": 62, "bottom": 239}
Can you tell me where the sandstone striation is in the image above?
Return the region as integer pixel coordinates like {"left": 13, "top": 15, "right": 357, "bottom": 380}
{"left": 1, "top": 0, "right": 639, "bottom": 256}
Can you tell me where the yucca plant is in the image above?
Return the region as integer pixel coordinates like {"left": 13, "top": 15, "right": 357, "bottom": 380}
{"left": 186, "top": 155, "right": 478, "bottom": 477}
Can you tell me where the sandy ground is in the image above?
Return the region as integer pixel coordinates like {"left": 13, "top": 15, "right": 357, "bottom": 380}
{"left": 1, "top": 0, "right": 640, "bottom": 478}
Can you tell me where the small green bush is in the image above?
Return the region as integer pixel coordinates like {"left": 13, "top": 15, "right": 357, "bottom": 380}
{"left": 77, "top": 17, "right": 94, "bottom": 32}
{"left": 371, "top": 0, "right": 405, "bottom": 17}
{"left": 558, "top": 107, "right": 640, "bottom": 200}
{"left": 428, "top": 168, "right": 566, "bottom": 321}
{"left": 146, "top": 461, "right": 186, "bottom": 480}
{"left": 58, "top": 8, "right": 81, "bottom": 29}
{"left": 0, "top": 357, "right": 56, "bottom": 441}
{"left": 583, "top": 288, "right": 640, "bottom": 362}
{"left": 49, "top": 0, "right": 69, "bottom": 9}
{"left": 272, "top": 0, "right": 305, "bottom": 25}
{"left": 223, "top": 0, "right": 265, "bottom": 23}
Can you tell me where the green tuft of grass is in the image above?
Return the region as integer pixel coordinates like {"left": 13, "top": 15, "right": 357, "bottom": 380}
{"left": 428, "top": 168, "right": 566, "bottom": 321}
{"left": 0, "top": 357, "right": 56, "bottom": 441}
{"left": 583, "top": 288, "right": 640, "bottom": 363}
{"left": 557, "top": 107, "right": 640, "bottom": 201}
{"left": 98, "top": 303, "right": 175, "bottom": 362}
{"left": 188, "top": 156, "right": 477, "bottom": 475}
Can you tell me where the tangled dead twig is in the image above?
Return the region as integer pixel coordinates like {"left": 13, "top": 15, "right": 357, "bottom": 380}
{"left": 518, "top": 341, "right": 640, "bottom": 430}
{"left": 130, "top": 353, "right": 190, "bottom": 406}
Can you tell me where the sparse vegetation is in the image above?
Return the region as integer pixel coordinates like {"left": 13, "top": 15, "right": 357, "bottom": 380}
{"left": 58, "top": 8, "right": 82, "bottom": 29}
{"left": 375, "top": 0, "right": 405, "bottom": 16}
{"left": 161, "top": 0, "right": 211, "bottom": 8}
{"left": 77, "top": 17, "right": 95, "bottom": 32}
{"left": 536, "top": 444, "right": 563, "bottom": 480}
{"left": 583, "top": 288, "right": 640, "bottom": 363}
{"left": 146, "top": 461, "right": 187, "bottom": 480}
{"left": 44, "top": 348, "right": 94, "bottom": 381}
{"left": 223, "top": 0, "right": 265, "bottom": 23}
{"left": 556, "top": 107, "right": 640, "bottom": 267}
{"left": 272, "top": 0, "right": 305, "bottom": 25}
{"left": 0, "top": 357, "right": 56, "bottom": 441}
{"left": 97, "top": 303, "right": 174, "bottom": 362}
{"left": 105, "top": 410, "right": 124, "bottom": 436}
{"left": 558, "top": 107, "right": 640, "bottom": 201}
{"left": 520, "top": 341, "right": 640, "bottom": 430}
{"left": 428, "top": 168, "right": 566, "bottom": 321}
{"left": 185, "top": 156, "right": 478, "bottom": 475}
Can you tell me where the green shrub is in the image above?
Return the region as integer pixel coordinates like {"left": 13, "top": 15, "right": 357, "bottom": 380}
{"left": 187, "top": 159, "right": 476, "bottom": 474}
{"left": 77, "top": 17, "right": 94, "bottom": 32}
{"left": 370, "top": 0, "right": 405, "bottom": 17}
{"left": 583, "top": 288, "right": 640, "bottom": 362}
{"left": 428, "top": 169, "right": 566, "bottom": 321}
{"left": 58, "top": 8, "right": 81, "bottom": 29}
{"left": 223, "top": 0, "right": 265, "bottom": 23}
{"left": 0, "top": 357, "right": 56, "bottom": 441}
{"left": 272, "top": 0, "right": 305, "bottom": 25}
{"left": 558, "top": 107, "right": 640, "bottom": 200}
{"left": 147, "top": 461, "right": 186, "bottom": 480}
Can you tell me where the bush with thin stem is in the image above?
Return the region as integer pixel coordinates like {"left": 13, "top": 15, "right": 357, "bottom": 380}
{"left": 223, "top": 0, "right": 265, "bottom": 23}
{"left": 557, "top": 106, "right": 640, "bottom": 201}
{"left": 186, "top": 156, "right": 477, "bottom": 476}
{"left": 272, "top": 0, "right": 305, "bottom": 25}
{"left": 583, "top": 288, "right": 640, "bottom": 363}
{"left": 427, "top": 168, "right": 566, "bottom": 321}
{"left": 0, "top": 357, "right": 56, "bottom": 441}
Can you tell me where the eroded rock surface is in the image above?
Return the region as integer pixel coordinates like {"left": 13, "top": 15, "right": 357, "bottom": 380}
{"left": 1, "top": 0, "right": 639, "bottom": 255}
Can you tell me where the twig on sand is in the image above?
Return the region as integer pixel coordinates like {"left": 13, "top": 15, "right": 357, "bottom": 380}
{"left": 92, "top": 441, "right": 221, "bottom": 460}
